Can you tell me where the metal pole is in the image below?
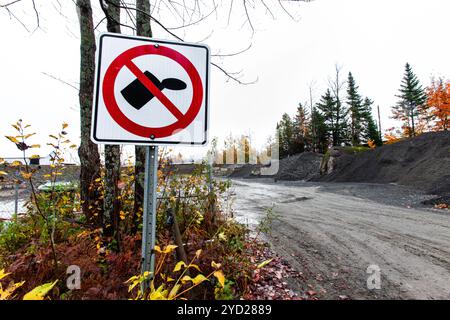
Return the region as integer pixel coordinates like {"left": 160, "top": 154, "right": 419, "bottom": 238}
{"left": 141, "top": 145, "right": 158, "bottom": 291}
{"left": 14, "top": 182, "right": 19, "bottom": 216}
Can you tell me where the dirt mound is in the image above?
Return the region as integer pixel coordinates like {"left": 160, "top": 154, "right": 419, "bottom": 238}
{"left": 316, "top": 131, "right": 450, "bottom": 195}
{"left": 226, "top": 153, "right": 323, "bottom": 180}
{"left": 275, "top": 152, "right": 323, "bottom": 181}
{"left": 228, "top": 164, "right": 263, "bottom": 178}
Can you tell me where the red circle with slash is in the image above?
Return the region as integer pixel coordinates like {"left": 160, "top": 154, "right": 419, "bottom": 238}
{"left": 102, "top": 44, "right": 203, "bottom": 139}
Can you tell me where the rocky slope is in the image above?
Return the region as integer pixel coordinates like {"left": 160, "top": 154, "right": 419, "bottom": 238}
{"left": 316, "top": 131, "right": 450, "bottom": 195}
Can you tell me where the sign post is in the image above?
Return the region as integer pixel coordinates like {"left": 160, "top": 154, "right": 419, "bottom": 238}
{"left": 141, "top": 145, "right": 158, "bottom": 289}
{"left": 91, "top": 33, "right": 209, "bottom": 290}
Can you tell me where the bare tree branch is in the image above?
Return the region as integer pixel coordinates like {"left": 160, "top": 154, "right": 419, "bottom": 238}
{"left": 41, "top": 72, "right": 79, "bottom": 91}
{"left": 31, "top": 0, "right": 40, "bottom": 31}
{"left": 212, "top": 42, "right": 252, "bottom": 57}
{"left": 243, "top": 0, "right": 254, "bottom": 34}
{"left": 0, "top": 0, "right": 22, "bottom": 7}
{"left": 211, "top": 62, "right": 258, "bottom": 85}
{"left": 167, "top": 3, "right": 217, "bottom": 30}
{"left": 94, "top": 16, "right": 106, "bottom": 30}
{"left": 2, "top": 5, "right": 29, "bottom": 31}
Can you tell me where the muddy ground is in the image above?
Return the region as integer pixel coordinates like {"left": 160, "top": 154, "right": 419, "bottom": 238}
{"left": 231, "top": 178, "right": 450, "bottom": 300}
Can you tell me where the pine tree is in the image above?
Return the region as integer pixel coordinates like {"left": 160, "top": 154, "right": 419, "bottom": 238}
{"left": 346, "top": 72, "right": 364, "bottom": 145}
{"left": 276, "top": 113, "right": 295, "bottom": 158}
{"left": 292, "top": 103, "right": 311, "bottom": 153}
{"left": 316, "top": 89, "right": 347, "bottom": 146}
{"left": 392, "top": 63, "right": 427, "bottom": 137}
{"left": 361, "top": 98, "right": 382, "bottom": 146}
{"left": 310, "top": 108, "right": 328, "bottom": 153}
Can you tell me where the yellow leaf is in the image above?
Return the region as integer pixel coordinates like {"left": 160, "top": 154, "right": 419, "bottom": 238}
{"left": 168, "top": 284, "right": 181, "bottom": 299}
{"left": 23, "top": 280, "right": 58, "bottom": 300}
{"left": 70, "top": 144, "right": 77, "bottom": 149}
{"left": 5, "top": 136, "right": 19, "bottom": 144}
{"left": 0, "top": 269, "right": 11, "bottom": 280}
{"left": 257, "top": 258, "right": 273, "bottom": 269}
{"left": 213, "top": 270, "right": 225, "bottom": 287}
{"left": 0, "top": 281, "right": 24, "bottom": 300}
{"left": 161, "top": 244, "right": 178, "bottom": 254}
{"left": 29, "top": 144, "right": 40, "bottom": 148}
{"left": 20, "top": 172, "right": 32, "bottom": 180}
{"left": 192, "top": 274, "right": 208, "bottom": 285}
{"left": 142, "top": 271, "right": 152, "bottom": 280}
{"left": 29, "top": 154, "right": 40, "bottom": 159}
{"left": 181, "top": 274, "right": 208, "bottom": 285}
{"left": 0, "top": 171, "right": 8, "bottom": 176}
{"left": 195, "top": 249, "right": 202, "bottom": 258}
{"left": 154, "top": 245, "right": 162, "bottom": 253}
{"left": 149, "top": 284, "right": 167, "bottom": 300}
{"left": 10, "top": 161, "right": 22, "bottom": 167}
{"left": 173, "top": 261, "right": 186, "bottom": 272}
{"left": 211, "top": 261, "right": 221, "bottom": 269}
{"left": 24, "top": 133, "right": 36, "bottom": 139}
{"left": 188, "top": 264, "right": 202, "bottom": 273}
{"left": 180, "top": 275, "right": 193, "bottom": 284}
{"left": 218, "top": 232, "right": 227, "bottom": 241}
{"left": 62, "top": 123, "right": 68, "bottom": 129}
{"left": 125, "top": 277, "right": 140, "bottom": 292}
{"left": 49, "top": 135, "right": 58, "bottom": 140}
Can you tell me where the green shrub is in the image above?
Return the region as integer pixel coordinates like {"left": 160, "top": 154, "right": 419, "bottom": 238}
{"left": 0, "top": 216, "right": 31, "bottom": 262}
{"left": 342, "top": 146, "right": 370, "bottom": 154}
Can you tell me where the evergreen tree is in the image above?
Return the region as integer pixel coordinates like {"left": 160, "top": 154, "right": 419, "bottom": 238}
{"left": 310, "top": 108, "right": 328, "bottom": 153}
{"left": 276, "top": 113, "right": 295, "bottom": 158}
{"left": 292, "top": 103, "right": 311, "bottom": 153}
{"left": 346, "top": 72, "right": 364, "bottom": 145}
{"left": 361, "top": 98, "right": 382, "bottom": 146}
{"left": 392, "top": 63, "right": 427, "bottom": 137}
{"left": 316, "top": 89, "right": 347, "bottom": 146}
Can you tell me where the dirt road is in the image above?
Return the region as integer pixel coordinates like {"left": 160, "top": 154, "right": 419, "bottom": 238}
{"left": 231, "top": 179, "right": 450, "bottom": 300}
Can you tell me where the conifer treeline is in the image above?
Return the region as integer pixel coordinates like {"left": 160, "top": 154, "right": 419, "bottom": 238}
{"left": 277, "top": 63, "right": 449, "bottom": 158}
{"left": 277, "top": 71, "right": 381, "bottom": 158}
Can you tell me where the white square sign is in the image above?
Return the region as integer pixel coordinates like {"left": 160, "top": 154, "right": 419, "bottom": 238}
{"left": 91, "top": 33, "right": 209, "bottom": 145}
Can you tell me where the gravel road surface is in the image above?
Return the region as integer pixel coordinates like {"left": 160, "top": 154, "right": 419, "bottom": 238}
{"left": 231, "top": 179, "right": 450, "bottom": 299}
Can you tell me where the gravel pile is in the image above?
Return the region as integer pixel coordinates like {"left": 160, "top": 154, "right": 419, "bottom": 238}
{"left": 274, "top": 152, "right": 323, "bottom": 181}
{"left": 316, "top": 131, "right": 450, "bottom": 196}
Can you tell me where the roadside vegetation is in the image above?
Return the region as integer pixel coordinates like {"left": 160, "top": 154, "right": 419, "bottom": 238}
{"left": 0, "top": 120, "right": 279, "bottom": 300}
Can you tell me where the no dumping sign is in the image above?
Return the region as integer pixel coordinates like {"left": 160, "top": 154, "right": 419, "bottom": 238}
{"left": 91, "top": 33, "right": 209, "bottom": 145}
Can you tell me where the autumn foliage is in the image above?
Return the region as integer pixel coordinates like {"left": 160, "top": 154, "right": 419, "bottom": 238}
{"left": 426, "top": 79, "right": 450, "bottom": 131}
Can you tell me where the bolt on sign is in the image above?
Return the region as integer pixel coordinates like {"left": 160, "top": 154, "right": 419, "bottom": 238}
{"left": 91, "top": 33, "right": 210, "bottom": 145}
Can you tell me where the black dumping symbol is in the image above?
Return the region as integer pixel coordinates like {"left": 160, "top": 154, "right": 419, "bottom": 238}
{"left": 121, "top": 71, "right": 187, "bottom": 110}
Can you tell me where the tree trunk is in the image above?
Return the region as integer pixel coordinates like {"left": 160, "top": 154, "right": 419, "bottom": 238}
{"left": 101, "top": 0, "right": 122, "bottom": 243}
{"left": 76, "top": 0, "right": 102, "bottom": 226}
{"left": 132, "top": 0, "right": 152, "bottom": 234}
{"left": 410, "top": 103, "right": 416, "bottom": 137}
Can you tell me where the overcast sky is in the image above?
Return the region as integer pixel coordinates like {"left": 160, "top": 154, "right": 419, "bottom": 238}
{"left": 1, "top": 0, "right": 449, "bottom": 161}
